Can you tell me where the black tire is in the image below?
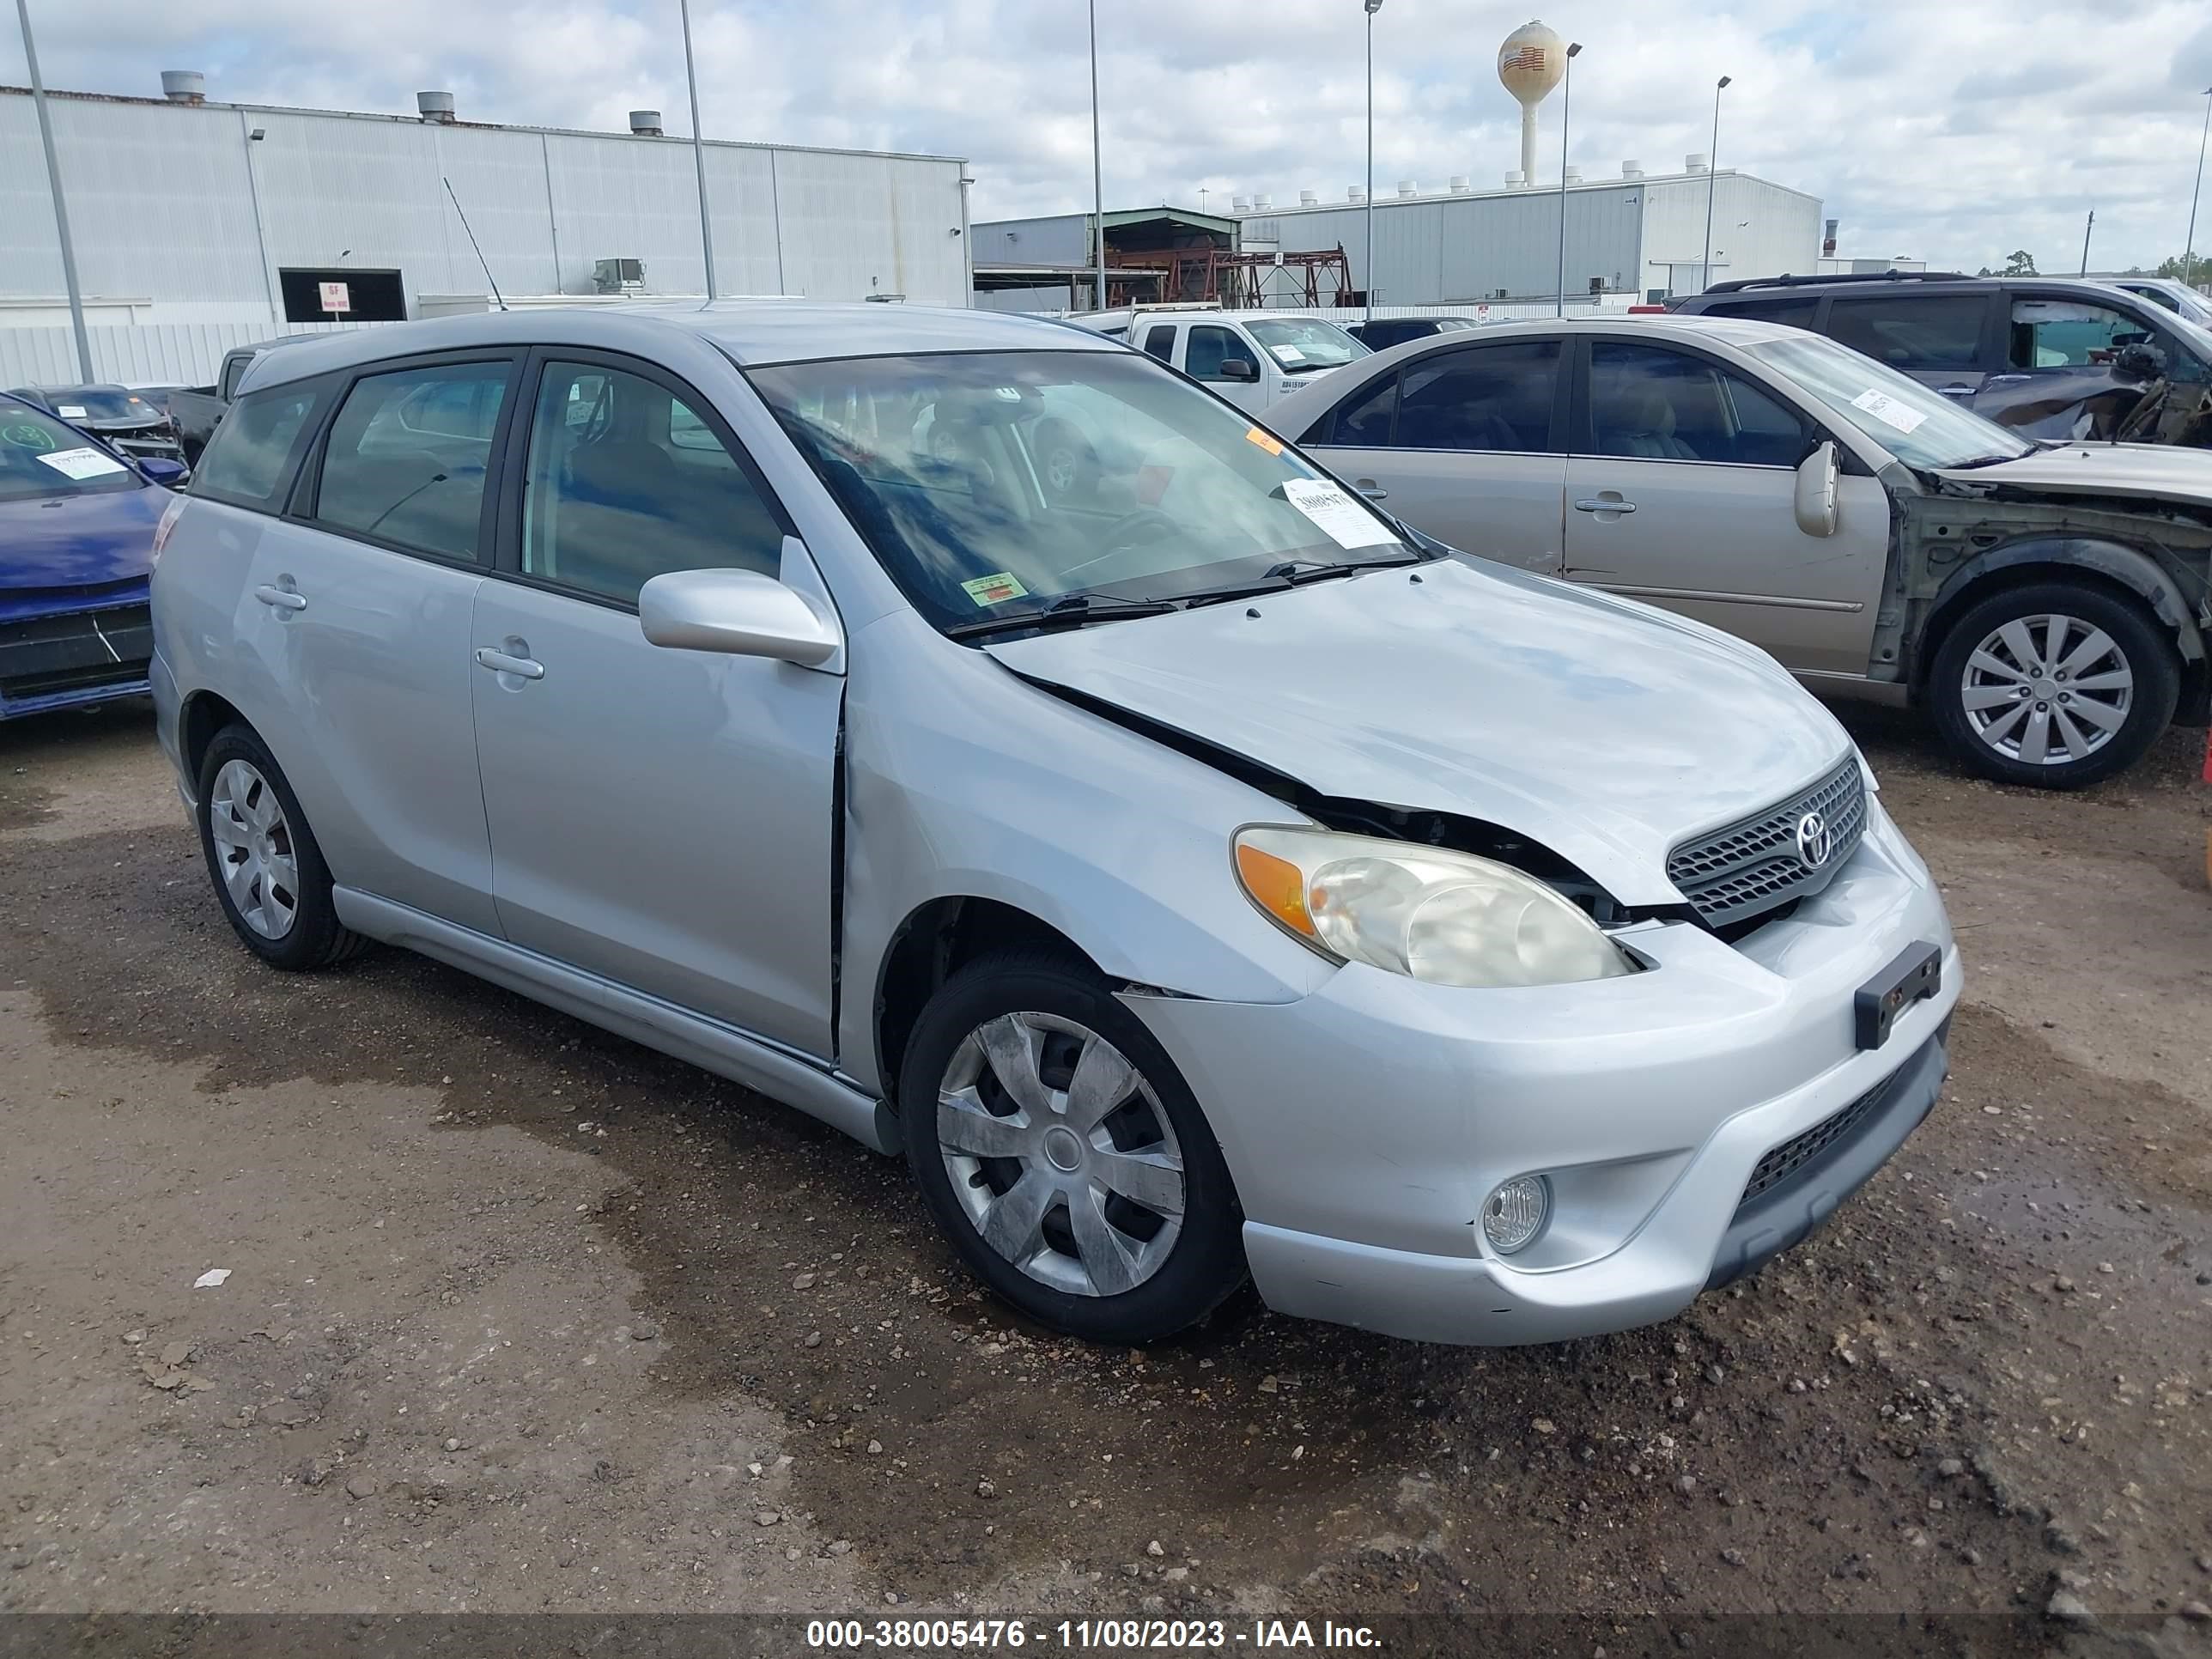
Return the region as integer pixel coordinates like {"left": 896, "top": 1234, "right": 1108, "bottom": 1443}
{"left": 900, "top": 949, "right": 1245, "bottom": 1344}
{"left": 1032, "top": 418, "right": 1098, "bottom": 503}
{"left": 1926, "top": 580, "right": 2179, "bottom": 789}
{"left": 195, "top": 723, "right": 371, "bottom": 969}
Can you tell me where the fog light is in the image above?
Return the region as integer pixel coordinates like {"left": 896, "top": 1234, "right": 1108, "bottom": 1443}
{"left": 1482, "top": 1176, "right": 1549, "bottom": 1255}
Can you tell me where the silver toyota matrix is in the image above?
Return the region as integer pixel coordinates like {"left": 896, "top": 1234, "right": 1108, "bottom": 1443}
{"left": 149, "top": 304, "right": 1960, "bottom": 1347}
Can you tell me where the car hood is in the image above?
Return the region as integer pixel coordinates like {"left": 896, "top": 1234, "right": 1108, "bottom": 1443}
{"left": 985, "top": 557, "right": 1856, "bottom": 905}
{"left": 0, "top": 484, "right": 163, "bottom": 598}
{"left": 1936, "top": 441, "right": 2212, "bottom": 507}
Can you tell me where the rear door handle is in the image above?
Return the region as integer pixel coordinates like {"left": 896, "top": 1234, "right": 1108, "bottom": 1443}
{"left": 474, "top": 647, "right": 544, "bottom": 680}
{"left": 253, "top": 584, "right": 307, "bottom": 611}
{"left": 1573, "top": 498, "right": 1637, "bottom": 514}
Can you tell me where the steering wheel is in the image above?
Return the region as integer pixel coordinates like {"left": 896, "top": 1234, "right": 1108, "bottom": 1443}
{"left": 1059, "top": 507, "right": 1182, "bottom": 581}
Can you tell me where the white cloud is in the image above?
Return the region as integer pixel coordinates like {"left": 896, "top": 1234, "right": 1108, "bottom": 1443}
{"left": 5, "top": 0, "right": 2211, "bottom": 271}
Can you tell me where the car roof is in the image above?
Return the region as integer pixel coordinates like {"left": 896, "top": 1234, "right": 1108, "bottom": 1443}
{"left": 1367, "top": 314, "right": 1814, "bottom": 347}
{"left": 19, "top": 383, "right": 130, "bottom": 396}
{"left": 242, "top": 302, "right": 1122, "bottom": 394}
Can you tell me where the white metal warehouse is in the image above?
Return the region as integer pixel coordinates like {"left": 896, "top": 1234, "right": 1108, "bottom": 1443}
{"left": 1, "top": 76, "right": 971, "bottom": 384}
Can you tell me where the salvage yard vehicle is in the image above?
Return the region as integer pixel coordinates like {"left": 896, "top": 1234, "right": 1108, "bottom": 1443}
{"left": 1072, "top": 304, "right": 1370, "bottom": 416}
{"left": 5, "top": 382, "right": 182, "bottom": 461}
{"left": 1275, "top": 315, "right": 2212, "bottom": 787}
{"left": 1, "top": 392, "right": 188, "bottom": 720}
{"left": 1346, "top": 316, "right": 1485, "bottom": 350}
{"left": 151, "top": 304, "right": 1958, "bottom": 1348}
{"left": 167, "top": 336, "right": 319, "bottom": 467}
{"left": 1669, "top": 272, "right": 2212, "bottom": 450}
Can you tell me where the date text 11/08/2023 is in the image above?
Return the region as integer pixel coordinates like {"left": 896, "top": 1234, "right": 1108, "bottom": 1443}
{"left": 806, "top": 1618, "right": 1382, "bottom": 1650}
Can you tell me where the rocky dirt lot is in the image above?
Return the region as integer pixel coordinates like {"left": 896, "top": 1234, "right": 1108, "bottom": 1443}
{"left": 1, "top": 699, "right": 2209, "bottom": 1655}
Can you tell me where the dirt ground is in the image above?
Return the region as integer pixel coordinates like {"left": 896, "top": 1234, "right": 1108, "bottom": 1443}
{"left": 2, "top": 697, "right": 2210, "bottom": 1651}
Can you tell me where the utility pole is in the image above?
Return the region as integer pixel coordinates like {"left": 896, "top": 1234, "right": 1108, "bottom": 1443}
{"left": 678, "top": 0, "right": 717, "bottom": 300}
{"left": 1364, "top": 0, "right": 1383, "bottom": 323}
{"left": 1554, "top": 41, "right": 1582, "bottom": 316}
{"left": 2079, "top": 210, "right": 2094, "bottom": 276}
{"left": 2187, "top": 87, "right": 2212, "bottom": 291}
{"left": 14, "top": 0, "right": 91, "bottom": 381}
{"left": 1701, "top": 75, "right": 1732, "bottom": 293}
{"left": 1089, "top": 0, "right": 1105, "bottom": 311}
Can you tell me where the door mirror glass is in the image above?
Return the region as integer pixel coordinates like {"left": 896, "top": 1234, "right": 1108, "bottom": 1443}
{"left": 1794, "top": 440, "right": 1839, "bottom": 538}
{"left": 638, "top": 561, "right": 841, "bottom": 667}
{"left": 1218, "top": 356, "right": 1260, "bottom": 383}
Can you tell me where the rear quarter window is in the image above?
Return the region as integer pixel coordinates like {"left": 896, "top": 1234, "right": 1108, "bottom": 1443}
{"left": 191, "top": 382, "right": 328, "bottom": 513}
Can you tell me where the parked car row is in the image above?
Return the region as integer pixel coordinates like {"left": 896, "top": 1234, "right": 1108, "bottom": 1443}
{"left": 5, "top": 382, "right": 184, "bottom": 461}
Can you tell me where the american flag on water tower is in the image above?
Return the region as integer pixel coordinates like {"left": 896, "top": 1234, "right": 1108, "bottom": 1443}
{"left": 1501, "top": 45, "right": 1547, "bottom": 71}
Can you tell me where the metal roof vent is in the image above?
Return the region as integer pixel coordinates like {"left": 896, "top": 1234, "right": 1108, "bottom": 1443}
{"left": 1298, "top": 189, "right": 1317, "bottom": 206}
{"left": 1232, "top": 196, "right": 1251, "bottom": 212}
{"left": 1505, "top": 171, "right": 1526, "bottom": 188}
{"left": 1449, "top": 175, "right": 1471, "bottom": 192}
{"left": 1255, "top": 193, "right": 1273, "bottom": 210}
{"left": 1396, "top": 179, "right": 1417, "bottom": 197}
{"left": 1348, "top": 185, "right": 1366, "bottom": 202}
{"left": 1564, "top": 165, "right": 1581, "bottom": 183}
{"left": 629, "top": 109, "right": 664, "bottom": 137}
{"left": 1621, "top": 159, "right": 1644, "bottom": 178}
{"left": 417, "top": 90, "right": 457, "bottom": 124}
{"left": 1686, "top": 152, "right": 1708, "bottom": 173}
{"left": 160, "top": 70, "right": 206, "bottom": 104}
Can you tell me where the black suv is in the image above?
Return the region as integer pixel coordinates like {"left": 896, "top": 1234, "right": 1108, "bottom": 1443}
{"left": 1671, "top": 272, "right": 2212, "bottom": 447}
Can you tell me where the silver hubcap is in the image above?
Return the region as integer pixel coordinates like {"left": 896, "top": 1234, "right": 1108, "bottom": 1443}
{"left": 1045, "top": 447, "right": 1078, "bottom": 493}
{"left": 936, "top": 1012, "right": 1185, "bottom": 1298}
{"left": 208, "top": 759, "right": 300, "bottom": 939}
{"left": 1960, "top": 613, "right": 2133, "bottom": 767}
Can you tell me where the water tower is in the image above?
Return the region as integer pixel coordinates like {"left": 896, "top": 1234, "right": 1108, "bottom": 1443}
{"left": 1498, "top": 20, "right": 1568, "bottom": 187}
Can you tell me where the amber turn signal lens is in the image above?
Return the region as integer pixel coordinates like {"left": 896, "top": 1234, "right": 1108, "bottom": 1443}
{"left": 1234, "top": 841, "right": 1316, "bottom": 941}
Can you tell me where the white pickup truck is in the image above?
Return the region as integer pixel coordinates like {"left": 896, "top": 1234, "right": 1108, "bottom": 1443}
{"left": 1071, "top": 306, "right": 1371, "bottom": 417}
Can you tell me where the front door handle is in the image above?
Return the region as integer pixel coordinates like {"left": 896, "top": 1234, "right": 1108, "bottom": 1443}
{"left": 1573, "top": 497, "right": 1637, "bottom": 515}
{"left": 253, "top": 583, "right": 307, "bottom": 611}
{"left": 1353, "top": 477, "right": 1389, "bottom": 501}
{"left": 474, "top": 646, "right": 544, "bottom": 680}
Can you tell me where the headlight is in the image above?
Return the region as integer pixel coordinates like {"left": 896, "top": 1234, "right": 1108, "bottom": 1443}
{"left": 1232, "top": 825, "right": 1632, "bottom": 988}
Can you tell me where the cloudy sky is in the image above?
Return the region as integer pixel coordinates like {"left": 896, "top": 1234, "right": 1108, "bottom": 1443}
{"left": 9, "top": 0, "right": 2212, "bottom": 274}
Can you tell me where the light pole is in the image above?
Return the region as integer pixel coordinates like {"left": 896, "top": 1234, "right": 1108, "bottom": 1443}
{"left": 1089, "top": 0, "right": 1105, "bottom": 311}
{"left": 2079, "top": 210, "right": 2094, "bottom": 276}
{"left": 678, "top": 0, "right": 717, "bottom": 300}
{"left": 1554, "top": 40, "right": 1582, "bottom": 316}
{"left": 1364, "top": 0, "right": 1383, "bottom": 323}
{"left": 13, "top": 0, "right": 91, "bottom": 381}
{"left": 2186, "top": 87, "right": 2212, "bottom": 292}
{"left": 1701, "top": 74, "right": 1731, "bottom": 292}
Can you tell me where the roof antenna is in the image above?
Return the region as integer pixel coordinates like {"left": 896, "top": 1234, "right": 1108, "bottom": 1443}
{"left": 443, "top": 177, "right": 507, "bottom": 312}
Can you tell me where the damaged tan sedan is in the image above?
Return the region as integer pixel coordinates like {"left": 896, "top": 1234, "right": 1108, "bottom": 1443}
{"left": 1276, "top": 316, "right": 2212, "bottom": 787}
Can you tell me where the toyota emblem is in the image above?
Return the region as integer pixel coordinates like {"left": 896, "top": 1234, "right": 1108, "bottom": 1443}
{"left": 1795, "top": 810, "right": 1833, "bottom": 870}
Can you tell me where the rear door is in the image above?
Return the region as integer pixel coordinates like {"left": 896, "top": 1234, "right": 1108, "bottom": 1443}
{"left": 1820, "top": 289, "right": 2001, "bottom": 397}
{"left": 1560, "top": 337, "right": 1887, "bottom": 675}
{"left": 1297, "top": 337, "right": 1567, "bottom": 572}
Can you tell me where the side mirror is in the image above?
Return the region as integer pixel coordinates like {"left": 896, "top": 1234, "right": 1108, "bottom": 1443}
{"left": 1793, "top": 440, "right": 1839, "bottom": 538}
{"left": 137, "top": 456, "right": 190, "bottom": 489}
{"left": 638, "top": 566, "right": 842, "bottom": 668}
{"left": 1218, "top": 357, "right": 1260, "bottom": 383}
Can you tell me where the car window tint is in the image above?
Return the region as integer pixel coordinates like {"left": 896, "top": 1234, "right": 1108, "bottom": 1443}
{"left": 1322, "top": 372, "right": 1398, "bottom": 445}
{"left": 1185, "top": 326, "right": 1248, "bottom": 381}
{"left": 1588, "top": 342, "right": 1808, "bottom": 465}
{"left": 2007, "top": 298, "right": 2154, "bottom": 369}
{"left": 314, "top": 362, "right": 508, "bottom": 561}
{"left": 1141, "top": 325, "right": 1176, "bottom": 362}
{"left": 522, "top": 360, "right": 782, "bottom": 605}
{"left": 1825, "top": 295, "right": 1984, "bottom": 370}
{"left": 1707, "top": 295, "right": 1820, "bottom": 329}
{"left": 1393, "top": 340, "right": 1559, "bottom": 452}
{"left": 191, "top": 385, "right": 321, "bottom": 511}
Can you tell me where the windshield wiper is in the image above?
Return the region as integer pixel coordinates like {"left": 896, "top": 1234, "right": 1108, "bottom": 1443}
{"left": 1178, "top": 551, "right": 1422, "bottom": 609}
{"left": 945, "top": 592, "right": 1180, "bottom": 640}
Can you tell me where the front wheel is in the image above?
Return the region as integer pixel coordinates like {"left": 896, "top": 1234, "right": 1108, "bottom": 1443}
{"left": 1927, "top": 582, "right": 2179, "bottom": 788}
{"left": 901, "top": 951, "right": 1245, "bottom": 1344}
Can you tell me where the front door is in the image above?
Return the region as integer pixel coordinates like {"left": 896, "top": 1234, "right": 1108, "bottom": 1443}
{"left": 1182, "top": 324, "right": 1267, "bottom": 415}
{"left": 1302, "top": 337, "right": 1567, "bottom": 573}
{"left": 1562, "top": 338, "right": 1887, "bottom": 677}
{"left": 470, "top": 353, "right": 842, "bottom": 1057}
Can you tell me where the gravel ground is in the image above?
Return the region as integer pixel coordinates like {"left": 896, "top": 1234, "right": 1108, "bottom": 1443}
{"left": 1, "top": 697, "right": 2209, "bottom": 1650}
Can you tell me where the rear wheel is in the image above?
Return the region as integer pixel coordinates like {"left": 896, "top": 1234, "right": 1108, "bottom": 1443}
{"left": 901, "top": 950, "right": 1244, "bottom": 1344}
{"left": 1927, "top": 582, "right": 2178, "bottom": 788}
{"left": 195, "top": 725, "right": 370, "bottom": 969}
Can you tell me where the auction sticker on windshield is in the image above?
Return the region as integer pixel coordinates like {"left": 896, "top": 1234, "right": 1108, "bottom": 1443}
{"left": 961, "top": 571, "right": 1030, "bottom": 606}
{"left": 1850, "top": 388, "right": 1928, "bottom": 435}
{"left": 1268, "top": 344, "right": 1307, "bottom": 364}
{"left": 34, "top": 446, "right": 129, "bottom": 480}
{"left": 1279, "top": 477, "right": 1397, "bottom": 550}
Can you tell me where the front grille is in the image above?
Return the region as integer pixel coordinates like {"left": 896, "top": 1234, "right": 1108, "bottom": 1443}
{"left": 0, "top": 604, "right": 152, "bottom": 701}
{"left": 1666, "top": 757, "right": 1867, "bottom": 931}
{"left": 1740, "top": 1079, "right": 1886, "bottom": 1206}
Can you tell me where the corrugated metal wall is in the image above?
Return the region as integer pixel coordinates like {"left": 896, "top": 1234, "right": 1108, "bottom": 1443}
{"left": 1635, "top": 173, "right": 1821, "bottom": 295}
{"left": 1, "top": 90, "right": 971, "bottom": 319}
{"left": 971, "top": 214, "right": 1092, "bottom": 268}
{"left": 0, "top": 319, "right": 384, "bottom": 387}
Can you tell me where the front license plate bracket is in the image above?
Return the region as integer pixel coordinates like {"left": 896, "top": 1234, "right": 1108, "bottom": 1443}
{"left": 1855, "top": 941, "right": 1941, "bottom": 1050}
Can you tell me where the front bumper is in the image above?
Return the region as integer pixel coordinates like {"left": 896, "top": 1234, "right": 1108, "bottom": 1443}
{"left": 0, "top": 595, "right": 154, "bottom": 720}
{"left": 1126, "top": 799, "right": 1960, "bottom": 1346}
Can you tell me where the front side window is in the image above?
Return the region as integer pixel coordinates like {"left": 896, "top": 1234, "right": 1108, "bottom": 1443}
{"left": 1183, "top": 326, "right": 1252, "bottom": 381}
{"left": 1586, "top": 342, "right": 1808, "bottom": 466}
{"left": 1393, "top": 340, "right": 1559, "bottom": 452}
{"left": 521, "top": 361, "right": 783, "bottom": 605}
{"left": 1318, "top": 373, "right": 1398, "bottom": 446}
{"left": 1825, "top": 294, "right": 1987, "bottom": 370}
{"left": 749, "top": 349, "right": 1417, "bottom": 633}
{"left": 191, "top": 384, "right": 322, "bottom": 511}
{"left": 314, "top": 362, "right": 509, "bottom": 561}
{"left": 2007, "top": 298, "right": 2154, "bottom": 369}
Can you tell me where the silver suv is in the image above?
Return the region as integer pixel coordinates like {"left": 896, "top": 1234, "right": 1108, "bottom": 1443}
{"left": 149, "top": 305, "right": 1957, "bottom": 1347}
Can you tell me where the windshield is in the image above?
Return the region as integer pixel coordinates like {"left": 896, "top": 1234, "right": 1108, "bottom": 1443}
{"left": 36, "top": 388, "right": 155, "bottom": 423}
{"left": 1746, "top": 334, "right": 2034, "bottom": 470}
{"left": 0, "top": 404, "right": 141, "bottom": 503}
{"left": 749, "top": 349, "right": 1415, "bottom": 632}
{"left": 1244, "top": 318, "right": 1372, "bottom": 372}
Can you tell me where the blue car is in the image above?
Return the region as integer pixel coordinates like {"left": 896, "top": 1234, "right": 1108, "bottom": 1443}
{"left": 1, "top": 392, "right": 189, "bottom": 720}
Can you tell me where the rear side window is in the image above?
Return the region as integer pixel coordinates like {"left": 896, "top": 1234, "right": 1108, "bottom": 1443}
{"left": 313, "top": 361, "right": 512, "bottom": 562}
{"left": 1705, "top": 295, "right": 1820, "bottom": 329}
{"left": 1393, "top": 340, "right": 1560, "bottom": 452}
{"left": 191, "top": 384, "right": 323, "bottom": 512}
{"left": 1141, "top": 325, "right": 1176, "bottom": 362}
{"left": 1826, "top": 295, "right": 1986, "bottom": 370}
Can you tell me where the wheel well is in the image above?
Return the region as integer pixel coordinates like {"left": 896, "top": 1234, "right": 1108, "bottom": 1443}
{"left": 1913, "top": 562, "right": 2183, "bottom": 698}
{"left": 179, "top": 690, "right": 247, "bottom": 787}
{"left": 874, "top": 898, "right": 1095, "bottom": 1113}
